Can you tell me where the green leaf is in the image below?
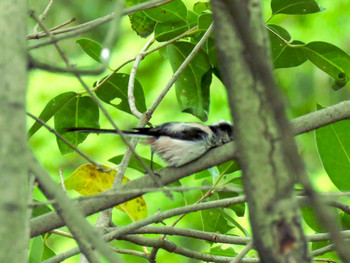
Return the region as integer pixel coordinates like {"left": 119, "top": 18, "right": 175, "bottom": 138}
{"left": 109, "top": 155, "right": 163, "bottom": 173}
{"left": 193, "top": 1, "right": 211, "bottom": 15}
{"left": 29, "top": 236, "right": 44, "bottom": 263}
{"left": 341, "top": 212, "right": 350, "bottom": 229}
{"left": 198, "top": 13, "right": 212, "bottom": 31}
{"left": 271, "top": 0, "right": 324, "bottom": 15}
{"left": 218, "top": 208, "right": 249, "bottom": 236}
{"left": 201, "top": 208, "right": 232, "bottom": 234}
{"left": 95, "top": 73, "right": 146, "bottom": 115}
{"left": 316, "top": 104, "right": 350, "bottom": 190}
{"left": 42, "top": 243, "right": 56, "bottom": 261}
{"left": 267, "top": 24, "right": 307, "bottom": 69}
{"left": 76, "top": 38, "right": 103, "bottom": 63}
{"left": 217, "top": 160, "right": 240, "bottom": 175}
{"left": 206, "top": 37, "right": 219, "bottom": 67}
{"left": 301, "top": 205, "right": 323, "bottom": 232}
{"left": 27, "top": 92, "right": 77, "bottom": 139}
{"left": 219, "top": 192, "right": 245, "bottom": 217}
{"left": 204, "top": 245, "right": 236, "bottom": 257}
{"left": 194, "top": 169, "right": 211, "bottom": 179}
{"left": 31, "top": 202, "right": 52, "bottom": 218}
{"left": 144, "top": 0, "right": 187, "bottom": 23}
{"left": 167, "top": 42, "right": 211, "bottom": 121}
{"left": 54, "top": 96, "right": 100, "bottom": 154}
{"left": 125, "top": 0, "right": 156, "bottom": 37}
{"left": 155, "top": 21, "right": 189, "bottom": 42}
{"left": 127, "top": 11, "right": 156, "bottom": 38}
{"left": 187, "top": 10, "right": 198, "bottom": 28}
{"left": 302, "top": 42, "right": 350, "bottom": 89}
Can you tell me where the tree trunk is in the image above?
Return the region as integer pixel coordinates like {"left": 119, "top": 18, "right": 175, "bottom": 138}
{"left": 0, "top": 0, "right": 29, "bottom": 262}
{"left": 211, "top": 1, "right": 310, "bottom": 262}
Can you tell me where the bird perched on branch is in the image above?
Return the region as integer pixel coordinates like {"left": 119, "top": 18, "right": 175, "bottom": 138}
{"left": 67, "top": 121, "right": 234, "bottom": 167}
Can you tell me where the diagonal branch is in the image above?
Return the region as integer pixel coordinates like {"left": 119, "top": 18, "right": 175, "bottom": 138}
{"left": 30, "top": 99, "right": 350, "bottom": 238}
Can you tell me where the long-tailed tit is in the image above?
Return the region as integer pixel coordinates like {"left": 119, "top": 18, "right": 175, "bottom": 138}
{"left": 67, "top": 121, "right": 234, "bottom": 167}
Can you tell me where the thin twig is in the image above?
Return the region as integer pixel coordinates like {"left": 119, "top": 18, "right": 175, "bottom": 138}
{"left": 147, "top": 23, "right": 214, "bottom": 115}
{"left": 29, "top": 10, "right": 72, "bottom": 66}
{"left": 29, "top": 57, "right": 105, "bottom": 75}
{"left": 30, "top": 8, "right": 162, "bottom": 189}
{"left": 28, "top": 18, "right": 76, "bottom": 39}
{"left": 313, "top": 259, "right": 336, "bottom": 263}
{"left": 90, "top": 26, "right": 198, "bottom": 94}
{"left": 124, "top": 235, "right": 260, "bottom": 263}
{"left": 26, "top": 112, "right": 100, "bottom": 167}
{"left": 58, "top": 168, "right": 67, "bottom": 193}
{"left": 33, "top": 0, "right": 55, "bottom": 34}
{"left": 28, "top": 0, "right": 175, "bottom": 50}
{"left": 311, "top": 244, "right": 334, "bottom": 257}
{"left": 128, "top": 36, "right": 155, "bottom": 118}
{"left": 50, "top": 229, "right": 73, "bottom": 238}
{"left": 230, "top": 241, "right": 254, "bottom": 263}
{"left": 31, "top": 157, "right": 121, "bottom": 263}
{"left": 42, "top": 196, "right": 247, "bottom": 262}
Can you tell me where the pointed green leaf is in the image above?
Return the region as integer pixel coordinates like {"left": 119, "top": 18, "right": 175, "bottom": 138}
{"left": 219, "top": 192, "right": 245, "bottom": 217}
{"left": 76, "top": 38, "right": 103, "bottom": 63}
{"left": 217, "top": 160, "right": 240, "bottom": 175}
{"left": 316, "top": 104, "right": 350, "bottom": 190}
{"left": 42, "top": 243, "right": 56, "bottom": 261}
{"left": 29, "top": 236, "right": 44, "bottom": 263}
{"left": 54, "top": 96, "right": 100, "bottom": 154}
{"left": 144, "top": 0, "right": 187, "bottom": 23}
{"left": 95, "top": 73, "right": 146, "bottom": 115}
{"left": 271, "top": 0, "right": 324, "bottom": 15}
{"left": 167, "top": 42, "right": 211, "bottom": 121}
{"left": 267, "top": 24, "right": 307, "bottom": 69}
{"left": 218, "top": 208, "right": 249, "bottom": 236}
{"left": 302, "top": 42, "right": 350, "bottom": 89}
{"left": 27, "top": 92, "right": 77, "bottom": 139}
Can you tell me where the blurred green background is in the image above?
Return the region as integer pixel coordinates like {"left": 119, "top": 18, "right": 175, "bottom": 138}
{"left": 27, "top": 0, "right": 350, "bottom": 262}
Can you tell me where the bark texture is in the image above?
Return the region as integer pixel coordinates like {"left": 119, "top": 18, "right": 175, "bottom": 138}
{"left": 0, "top": 0, "right": 29, "bottom": 262}
{"left": 211, "top": 1, "right": 310, "bottom": 262}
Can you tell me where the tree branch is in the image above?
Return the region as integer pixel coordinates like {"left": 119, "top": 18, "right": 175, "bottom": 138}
{"left": 30, "top": 99, "right": 350, "bottom": 237}
{"left": 30, "top": 157, "right": 122, "bottom": 262}
{"left": 123, "top": 235, "right": 259, "bottom": 263}
{"left": 28, "top": 0, "right": 175, "bottom": 49}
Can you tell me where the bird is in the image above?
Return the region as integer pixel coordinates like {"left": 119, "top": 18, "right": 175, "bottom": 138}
{"left": 66, "top": 121, "right": 234, "bottom": 167}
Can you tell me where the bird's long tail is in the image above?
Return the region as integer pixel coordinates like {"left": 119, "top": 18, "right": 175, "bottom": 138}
{"left": 65, "top": 127, "right": 154, "bottom": 137}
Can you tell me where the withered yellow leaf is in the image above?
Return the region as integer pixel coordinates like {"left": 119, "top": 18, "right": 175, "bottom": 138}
{"left": 65, "top": 164, "right": 147, "bottom": 221}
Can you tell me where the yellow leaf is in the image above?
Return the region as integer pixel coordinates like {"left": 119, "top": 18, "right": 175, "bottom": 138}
{"left": 65, "top": 164, "right": 147, "bottom": 221}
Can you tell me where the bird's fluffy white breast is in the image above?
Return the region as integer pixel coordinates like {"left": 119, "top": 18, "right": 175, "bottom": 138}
{"left": 148, "top": 136, "right": 210, "bottom": 167}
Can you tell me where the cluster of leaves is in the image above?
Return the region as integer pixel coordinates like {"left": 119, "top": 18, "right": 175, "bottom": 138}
{"left": 28, "top": 0, "right": 350, "bottom": 261}
{"left": 268, "top": 0, "right": 350, "bottom": 90}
